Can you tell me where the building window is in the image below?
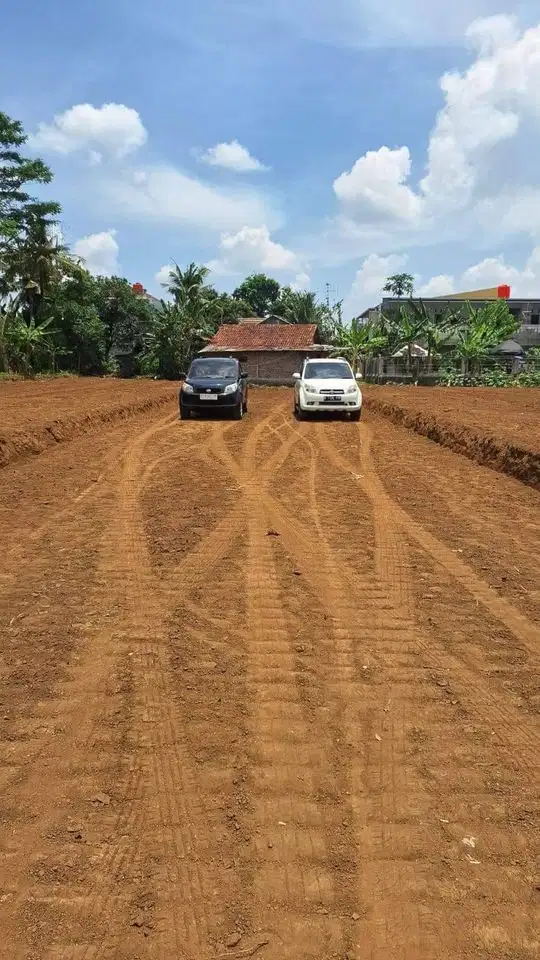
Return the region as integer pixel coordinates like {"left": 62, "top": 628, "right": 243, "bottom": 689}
{"left": 509, "top": 307, "right": 521, "bottom": 319}
{"left": 530, "top": 313, "right": 539, "bottom": 326}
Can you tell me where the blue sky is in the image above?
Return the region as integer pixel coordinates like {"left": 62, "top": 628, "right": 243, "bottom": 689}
{"left": 2, "top": 0, "right": 540, "bottom": 315}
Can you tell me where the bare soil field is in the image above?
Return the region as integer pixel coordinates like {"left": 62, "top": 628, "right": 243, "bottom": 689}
{"left": 0, "top": 386, "right": 538, "bottom": 960}
{"left": 364, "top": 386, "right": 540, "bottom": 488}
{"left": 0, "top": 377, "right": 178, "bottom": 468}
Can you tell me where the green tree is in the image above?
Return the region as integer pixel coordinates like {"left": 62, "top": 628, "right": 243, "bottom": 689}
{"left": 278, "top": 288, "right": 327, "bottom": 325}
{"left": 383, "top": 273, "right": 415, "bottom": 298}
{"left": 164, "top": 262, "right": 212, "bottom": 310}
{"left": 232, "top": 273, "right": 280, "bottom": 317}
{"left": 204, "top": 288, "right": 251, "bottom": 325}
{"left": 404, "top": 299, "right": 456, "bottom": 372}
{"left": 47, "top": 266, "right": 108, "bottom": 374}
{"left": 0, "top": 111, "right": 61, "bottom": 242}
{"left": 333, "top": 317, "right": 387, "bottom": 375}
{"left": 8, "top": 316, "right": 58, "bottom": 376}
{"left": 141, "top": 301, "right": 213, "bottom": 379}
{"left": 455, "top": 300, "right": 520, "bottom": 375}
{"left": 93, "top": 276, "right": 155, "bottom": 358}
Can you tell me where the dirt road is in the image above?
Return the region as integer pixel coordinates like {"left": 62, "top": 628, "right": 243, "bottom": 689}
{"left": 0, "top": 389, "right": 538, "bottom": 960}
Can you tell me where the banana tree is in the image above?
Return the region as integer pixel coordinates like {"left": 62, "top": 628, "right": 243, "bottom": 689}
{"left": 455, "top": 300, "right": 520, "bottom": 375}
{"left": 333, "top": 317, "right": 387, "bottom": 376}
{"left": 404, "top": 299, "right": 455, "bottom": 372}
{"left": 9, "top": 316, "right": 58, "bottom": 376}
{"left": 391, "top": 304, "right": 426, "bottom": 373}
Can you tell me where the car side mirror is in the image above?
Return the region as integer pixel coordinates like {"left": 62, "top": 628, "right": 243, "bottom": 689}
{"left": 240, "top": 372, "right": 248, "bottom": 380}
{"left": 355, "top": 372, "right": 363, "bottom": 380}
{"left": 293, "top": 373, "right": 301, "bottom": 380}
{"left": 179, "top": 372, "right": 187, "bottom": 379}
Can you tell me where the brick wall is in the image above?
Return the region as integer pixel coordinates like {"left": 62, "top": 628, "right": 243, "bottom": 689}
{"left": 245, "top": 351, "right": 306, "bottom": 384}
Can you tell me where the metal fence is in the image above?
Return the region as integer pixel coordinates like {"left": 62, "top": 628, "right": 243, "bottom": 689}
{"left": 363, "top": 354, "right": 540, "bottom": 385}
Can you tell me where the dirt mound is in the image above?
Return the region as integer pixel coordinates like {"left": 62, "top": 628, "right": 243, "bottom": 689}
{"left": 0, "top": 389, "right": 177, "bottom": 470}
{"left": 364, "top": 395, "right": 540, "bottom": 489}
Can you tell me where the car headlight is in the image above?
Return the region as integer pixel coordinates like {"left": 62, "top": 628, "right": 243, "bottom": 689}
{"left": 224, "top": 382, "right": 239, "bottom": 395}
{"left": 182, "top": 382, "right": 194, "bottom": 394}
{"left": 346, "top": 384, "right": 358, "bottom": 394}
{"left": 303, "top": 383, "right": 318, "bottom": 394}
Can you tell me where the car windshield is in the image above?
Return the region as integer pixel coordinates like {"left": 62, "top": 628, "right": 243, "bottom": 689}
{"left": 189, "top": 359, "right": 238, "bottom": 379}
{"left": 304, "top": 361, "right": 353, "bottom": 380}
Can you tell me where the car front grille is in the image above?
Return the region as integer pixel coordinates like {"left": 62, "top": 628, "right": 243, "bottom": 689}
{"left": 319, "top": 389, "right": 345, "bottom": 395}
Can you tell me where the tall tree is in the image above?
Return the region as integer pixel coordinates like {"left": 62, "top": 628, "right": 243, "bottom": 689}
{"left": 164, "top": 262, "right": 212, "bottom": 310}
{"left": 232, "top": 273, "right": 280, "bottom": 317}
{"left": 0, "top": 112, "right": 61, "bottom": 295}
{"left": 383, "top": 273, "right": 415, "bottom": 298}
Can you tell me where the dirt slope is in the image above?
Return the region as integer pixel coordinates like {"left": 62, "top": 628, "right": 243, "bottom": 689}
{"left": 0, "top": 389, "right": 538, "bottom": 960}
{"left": 363, "top": 387, "right": 540, "bottom": 488}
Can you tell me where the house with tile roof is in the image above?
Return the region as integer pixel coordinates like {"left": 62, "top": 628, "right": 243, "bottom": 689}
{"left": 199, "top": 317, "right": 332, "bottom": 383}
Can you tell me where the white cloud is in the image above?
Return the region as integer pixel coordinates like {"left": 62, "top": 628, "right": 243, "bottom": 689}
{"left": 332, "top": 17, "right": 540, "bottom": 240}
{"left": 342, "top": 253, "right": 408, "bottom": 318}
{"left": 197, "top": 140, "right": 268, "bottom": 172}
{"left": 416, "top": 246, "right": 540, "bottom": 299}
{"left": 31, "top": 103, "right": 147, "bottom": 161}
{"left": 105, "top": 165, "right": 277, "bottom": 232}
{"left": 208, "top": 224, "right": 301, "bottom": 276}
{"left": 74, "top": 230, "right": 120, "bottom": 276}
{"left": 416, "top": 275, "right": 456, "bottom": 297}
{"left": 290, "top": 272, "right": 312, "bottom": 291}
{"left": 155, "top": 264, "right": 173, "bottom": 287}
{"left": 334, "top": 147, "right": 421, "bottom": 222}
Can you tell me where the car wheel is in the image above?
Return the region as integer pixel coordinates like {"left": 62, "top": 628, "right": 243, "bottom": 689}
{"left": 296, "top": 405, "right": 306, "bottom": 421}
{"left": 179, "top": 405, "right": 190, "bottom": 420}
{"left": 350, "top": 409, "right": 361, "bottom": 422}
{"left": 232, "top": 400, "right": 244, "bottom": 420}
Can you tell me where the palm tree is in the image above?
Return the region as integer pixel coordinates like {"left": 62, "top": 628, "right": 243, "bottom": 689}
{"left": 333, "top": 317, "right": 387, "bottom": 375}
{"left": 383, "top": 273, "right": 415, "bottom": 298}
{"left": 164, "top": 262, "right": 211, "bottom": 310}
{"left": 278, "top": 289, "right": 329, "bottom": 325}
{"left": 3, "top": 217, "right": 75, "bottom": 322}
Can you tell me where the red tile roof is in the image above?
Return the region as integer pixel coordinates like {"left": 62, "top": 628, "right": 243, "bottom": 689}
{"left": 204, "top": 323, "right": 319, "bottom": 352}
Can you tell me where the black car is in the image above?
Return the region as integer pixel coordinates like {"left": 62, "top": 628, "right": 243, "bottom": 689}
{"left": 179, "top": 356, "right": 248, "bottom": 420}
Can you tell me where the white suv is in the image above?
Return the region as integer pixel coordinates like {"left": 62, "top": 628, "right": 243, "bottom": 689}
{"left": 293, "top": 358, "right": 362, "bottom": 421}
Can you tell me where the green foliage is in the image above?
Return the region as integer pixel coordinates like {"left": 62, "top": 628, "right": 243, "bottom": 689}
{"left": 233, "top": 273, "right": 280, "bottom": 317}
{"left": 333, "top": 318, "right": 387, "bottom": 373}
{"left": 0, "top": 111, "right": 60, "bottom": 241}
{"left": 140, "top": 301, "right": 213, "bottom": 379}
{"left": 439, "top": 367, "right": 540, "bottom": 388}
{"left": 455, "top": 300, "right": 520, "bottom": 374}
{"left": 383, "top": 273, "right": 415, "bottom": 298}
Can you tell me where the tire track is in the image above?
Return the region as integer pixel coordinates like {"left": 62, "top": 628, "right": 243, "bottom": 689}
{"left": 210, "top": 412, "right": 350, "bottom": 957}
{"left": 316, "top": 427, "right": 539, "bottom": 764}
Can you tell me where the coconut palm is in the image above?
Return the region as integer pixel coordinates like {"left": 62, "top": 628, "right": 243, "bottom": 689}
{"left": 164, "top": 262, "right": 211, "bottom": 311}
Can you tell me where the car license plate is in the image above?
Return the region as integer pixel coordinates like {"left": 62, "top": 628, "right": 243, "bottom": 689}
{"left": 324, "top": 396, "right": 341, "bottom": 402}
{"left": 199, "top": 394, "right": 218, "bottom": 400}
